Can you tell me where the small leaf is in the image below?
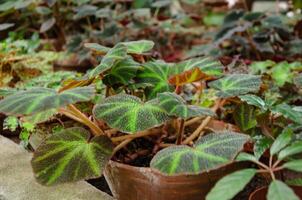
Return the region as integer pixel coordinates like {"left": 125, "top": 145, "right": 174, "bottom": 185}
{"left": 267, "top": 180, "right": 299, "bottom": 200}
{"left": 0, "top": 87, "right": 95, "bottom": 116}
{"left": 239, "top": 94, "right": 268, "bottom": 111}
{"left": 3, "top": 116, "right": 19, "bottom": 131}
{"left": 40, "top": 17, "right": 56, "bottom": 33}
{"left": 278, "top": 141, "right": 302, "bottom": 160}
{"left": 270, "top": 128, "right": 293, "bottom": 156}
{"left": 209, "top": 74, "right": 261, "bottom": 98}
{"left": 88, "top": 44, "right": 127, "bottom": 78}
{"left": 0, "top": 23, "right": 14, "bottom": 31}
{"left": 254, "top": 136, "right": 273, "bottom": 159}
{"left": 121, "top": 40, "right": 154, "bottom": 54}
{"left": 168, "top": 68, "right": 209, "bottom": 86}
{"left": 236, "top": 152, "right": 258, "bottom": 162}
{"left": 84, "top": 43, "right": 110, "bottom": 54}
{"left": 206, "top": 169, "right": 257, "bottom": 200}
{"left": 233, "top": 103, "right": 257, "bottom": 132}
{"left": 93, "top": 94, "right": 170, "bottom": 133}
{"left": 283, "top": 160, "right": 302, "bottom": 172}
{"left": 151, "top": 131, "right": 249, "bottom": 175}
{"left": 31, "top": 127, "right": 113, "bottom": 185}
{"left": 158, "top": 92, "right": 215, "bottom": 119}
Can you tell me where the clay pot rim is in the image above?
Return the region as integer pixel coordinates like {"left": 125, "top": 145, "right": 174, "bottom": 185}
{"left": 108, "top": 159, "right": 240, "bottom": 178}
{"left": 248, "top": 185, "right": 302, "bottom": 200}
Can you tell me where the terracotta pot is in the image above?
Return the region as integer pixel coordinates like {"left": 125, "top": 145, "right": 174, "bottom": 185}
{"left": 104, "top": 160, "right": 245, "bottom": 200}
{"left": 249, "top": 185, "right": 302, "bottom": 200}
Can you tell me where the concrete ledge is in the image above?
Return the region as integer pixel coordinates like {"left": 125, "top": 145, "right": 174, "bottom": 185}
{"left": 0, "top": 135, "right": 114, "bottom": 200}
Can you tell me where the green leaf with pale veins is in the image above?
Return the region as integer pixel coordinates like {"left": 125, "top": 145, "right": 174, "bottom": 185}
{"left": 137, "top": 60, "right": 174, "bottom": 99}
{"left": 272, "top": 104, "right": 302, "bottom": 124}
{"left": 121, "top": 40, "right": 154, "bottom": 54}
{"left": 206, "top": 169, "right": 257, "bottom": 200}
{"left": 84, "top": 43, "right": 110, "bottom": 53}
{"left": 270, "top": 128, "right": 293, "bottom": 155}
{"left": 150, "top": 131, "right": 249, "bottom": 175}
{"left": 88, "top": 43, "right": 127, "bottom": 78}
{"left": 93, "top": 94, "right": 170, "bottom": 133}
{"left": 158, "top": 92, "right": 215, "bottom": 119}
{"left": 172, "top": 57, "right": 223, "bottom": 77}
{"left": 209, "top": 74, "right": 261, "bottom": 98}
{"left": 267, "top": 180, "right": 299, "bottom": 200}
{"left": 233, "top": 103, "right": 257, "bottom": 132}
{"left": 31, "top": 127, "right": 113, "bottom": 185}
{"left": 239, "top": 94, "right": 268, "bottom": 111}
{"left": 22, "top": 109, "right": 58, "bottom": 124}
{"left": 0, "top": 86, "right": 95, "bottom": 116}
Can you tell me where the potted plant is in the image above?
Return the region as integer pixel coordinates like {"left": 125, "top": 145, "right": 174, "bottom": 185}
{"left": 206, "top": 127, "right": 302, "bottom": 200}
{"left": 0, "top": 40, "right": 263, "bottom": 199}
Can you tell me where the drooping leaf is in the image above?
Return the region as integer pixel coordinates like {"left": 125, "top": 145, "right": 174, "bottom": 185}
{"left": 278, "top": 141, "right": 302, "bottom": 160}
{"left": 173, "top": 57, "right": 223, "bottom": 77}
{"left": 158, "top": 92, "right": 215, "bottom": 119}
{"left": 93, "top": 94, "right": 170, "bottom": 133}
{"left": 137, "top": 60, "right": 174, "bottom": 99}
{"left": 103, "top": 58, "right": 141, "bottom": 85}
{"left": 0, "top": 86, "right": 95, "bottom": 116}
{"left": 233, "top": 103, "right": 257, "bottom": 132}
{"left": 168, "top": 68, "right": 209, "bottom": 86}
{"left": 206, "top": 169, "right": 257, "bottom": 200}
{"left": 270, "top": 128, "right": 293, "bottom": 156}
{"left": 31, "top": 127, "right": 113, "bottom": 185}
{"left": 209, "top": 74, "right": 261, "bottom": 98}
{"left": 121, "top": 40, "right": 154, "bottom": 54}
{"left": 150, "top": 131, "right": 249, "bottom": 175}
{"left": 239, "top": 94, "right": 268, "bottom": 111}
{"left": 283, "top": 160, "right": 302, "bottom": 172}
{"left": 88, "top": 44, "right": 127, "bottom": 78}
{"left": 272, "top": 104, "right": 302, "bottom": 124}
{"left": 267, "top": 180, "right": 299, "bottom": 200}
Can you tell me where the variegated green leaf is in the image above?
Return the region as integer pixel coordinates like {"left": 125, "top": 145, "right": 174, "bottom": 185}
{"left": 84, "top": 43, "right": 110, "bottom": 53}
{"left": 150, "top": 131, "right": 249, "bottom": 175}
{"left": 209, "top": 74, "right": 261, "bottom": 98}
{"left": 31, "top": 127, "right": 113, "bottom": 185}
{"left": 272, "top": 104, "right": 302, "bottom": 124}
{"left": 158, "top": 92, "right": 215, "bottom": 119}
{"left": 103, "top": 58, "right": 141, "bottom": 85}
{"left": 233, "top": 103, "right": 257, "bottom": 132}
{"left": 173, "top": 57, "right": 223, "bottom": 77}
{"left": 88, "top": 43, "right": 127, "bottom": 78}
{"left": 93, "top": 94, "right": 170, "bottom": 133}
{"left": 239, "top": 94, "right": 268, "bottom": 111}
{"left": 267, "top": 180, "right": 299, "bottom": 200}
{"left": 121, "top": 40, "right": 154, "bottom": 54}
{"left": 0, "top": 86, "right": 95, "bottom": 116}
{"left": 206, "top": 169, "right": 257, "bottom": 200}
{"left": 0, "top": 88, "right": 16, "bottom": 97}
{"left": 22, "top": 109, "right": 58, "bottom": 124}
{"left": 137, "top": 60, "right": 174, "bottom": 99}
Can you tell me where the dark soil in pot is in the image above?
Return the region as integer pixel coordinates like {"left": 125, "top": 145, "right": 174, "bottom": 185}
{"left": 249, "top": 185, "right": 302, "bottom": 200}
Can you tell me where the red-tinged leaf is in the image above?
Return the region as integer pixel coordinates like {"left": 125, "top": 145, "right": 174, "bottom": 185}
{"left": 168, "top": 68, "right": 209, "bottom": 86}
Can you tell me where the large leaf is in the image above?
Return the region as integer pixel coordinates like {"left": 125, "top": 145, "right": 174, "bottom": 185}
{"left": 278, "top": 141, "right": 302, "bottom": 160}
{"left": 150, "top": 131, "right": 249, "bottom": 175}
{"left": 158, "top": 92, "right": 215, "bottom": 119}
{"left": 0, "top": 86, "right": 95, "bottom": 116}
{"left": 173, "top": 57, "right": 223, "bottom": 77}
{"left": 121, "top": 40, "right": 154, "bottom": 54}
{"left": 88, "top": 44, "right": 127, "bottom": 78}
{"left": 233, "top": 103, "right": 257, "bottom": 132}
{"left": 22, "top": 109, "right": 58, "bottom": 124}
{"left": 206, "top": 169, "right": 257, "bottom": 200}
{"left": 270, "top": 128, "right": 293, "bottom": 156}
{"left": 31, "top": 127, "right": 113, "bottom": 185}
{"left": 137, "top": 60, "right": 174, "bottom": 99}
{"left": 93, "top": 94, "right": 170, "bottom": 133}
{"left": 209, "top": 74, "right": 261, "bottom": 98}
{"left": 272, "top": 104, "right": 302, "bottom": 124}
{"left": 267, "top": 180, "right": 299, "bottom": 200}
{"left": 283, "top": 160, "right": 302, "bottom": 172}
{"left": 103, "top": 58, "right": 141, "bottom": 85}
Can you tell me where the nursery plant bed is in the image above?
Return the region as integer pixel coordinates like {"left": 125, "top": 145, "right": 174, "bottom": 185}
{"left": 0, "top": 134, "right": 114, "bottom": 200}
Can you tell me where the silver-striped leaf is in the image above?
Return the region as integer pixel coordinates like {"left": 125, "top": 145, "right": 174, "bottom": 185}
{"left": 31, "top": 127, "right": 113, "bottom": 185}
{"left": 121, "top": 40, "right": 154, "bottom": 54}
{"left": 150, "top": 131, "right": 249, "bottom": 175}
{"left": 0, "top": 86, "right": 95, "bottom": 116}
{"left": 209, "top": 74, "right": 261, "bottom": 98}
{"left": 93, "top": 94, "right": 170, "bottom": 133}
{"left": 158, "top": 92, "right": 215, "bottom": 119}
